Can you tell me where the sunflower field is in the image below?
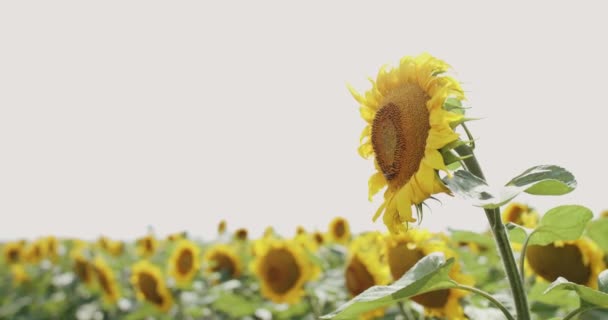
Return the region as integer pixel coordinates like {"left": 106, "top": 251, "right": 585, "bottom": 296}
{"left": 3, "top": 54, "right": 608, "bottom": 320}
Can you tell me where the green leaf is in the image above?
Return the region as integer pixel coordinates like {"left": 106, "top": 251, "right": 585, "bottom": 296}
{"left": 586, "top": 219, "right": 608, "bottom": 252}
{"left": 543, "top": 277, "right": 608, "bottom": 307}
{"left": 449, "top": 229, "right": 495, "bottom": 250}
{"left": 505, "top": 223, "right": 532, "bottom": 244}
{"left": 507, "top": 165, "right": 576, "bottom": 196}
{"left": 528, "top": 205, "right": 593, "bottom": 246}
{"left": 212, "top": 292, "right": 259, "bottom": 318}
{"left": 444, "top": 165, "right": 576, "bottom": 209}
{"left": 321, "top": 253, "right": 456, "bottom": 319}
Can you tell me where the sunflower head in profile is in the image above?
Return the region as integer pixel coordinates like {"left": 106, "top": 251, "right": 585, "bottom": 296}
{"left": 502, "top": 203, "right": 538, "bottom": 228}
{"left": 71, "top": 250, "right": 94, "bottom": 286}
{"left": 234, "top": 228, "right": 248, "bottom": 241}
{"left": 168, "top": 239, "right": 201, "bottom": 287}
{"left": 25, "top": 241, "right": 44, "bottom": 264}
{"left": 218, "top": 220, "right": 227, "bottom": 235}
{"left": 328, "top": 217, "right": 351, "bottom": 244}
{"left": 166, "top": 232, "right": 186, "bottom": 242}
{"left": 204, "top": 244, "right": 242, "bottom": 283}
{"left": 313, "top": 232, "right": 325, "bottom": 246}
{"left": 351, "top": 54, "right": 467, "bottom": 233}
{"left": 526, "top": 237, "right": 605, "bottom": 288}
{"left": 10, "top": 265, "right": 29, "bottom": 286}
{"left": 3, "top": 242, "right": 23, "bottom": 265}
{"left": 92, "top": 257, "right": 120, "bottom": 305}
{"left": 601, "top": 210, "right": 608, "bottom": 218}
{"left": 131, "top": 261, "right": 174, "bottom": 313}
{"left": 252, "top": 238, "right": 314, "bottom": 304}
{"left": 137, "top": 235, "right": 158, "bottom": 258}
{"left": 385, "top": 230, "right": 473, "bottom": 319}
{"left": 108, "top": 241, "right": 124, "bottom": 257}
{"left": 263, "top": 226, "right": 276, "bottom": 239}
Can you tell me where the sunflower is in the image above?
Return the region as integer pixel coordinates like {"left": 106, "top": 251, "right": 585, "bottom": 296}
{"left": 168, "top": 239, "right": 201, "bottom": 286}
{"left": 351, "top": 54, "right": 466, "bottom": 233}
{"left": 313, "top": 232, "right": 325, "bottom": 246}
{"left": 328, "top": 217, "right": 351, "bottom": 244}
{"left": 385, "top": 230, "right": 473, "bottom": 319}
{"left": 3, "top": 242, "right": 23, "bottom": 264}
{"left": 601, "top": 210, "right": 608, "bottom": 218}
{"left": 137, "top": 235, "right": 158, "bottom": 258}
{"left": 204, "top": 244, "right": 242, "bottom": 282}
{"left": 502, "top": 203, "right": 538, "bottom": 228}
{"left": 166, "top": 231, "right": 186, "bottom": 242}
{"left": 526, "top": 237, "right": 605, "bottom": 288}
{"left": 252, "top": 238, "right": 314, "bottom": 304}
{"left": 24, "top": 241, "right": 44, "bottom": 264}
{"left": 107, "top": 240, "right": 124, "bottom": 257}
{"left": 234, "top": 228, "right": 248, "bottom": 241}
{"left": 264, "top": 226, "right": 276, "bottom": 239}
{"left": 10, "top": 264, "right": 29, "bottom": 285}
{"left": 345, "top": 232, "right": 390, "bottom": 319}
{"left": 43, "top": 236, "right": 59, "bottom": 261}
{"left": 92, "top": 257, "right": 120, "bottom": 305}
{"left": 71, "top": 250, "right": 94, "bottom": 286}
{"left": 131, "top": 261, "right": 174, "bottom": 313}
{"left": 218, "top": 220, "right": 227, "bottom": 235}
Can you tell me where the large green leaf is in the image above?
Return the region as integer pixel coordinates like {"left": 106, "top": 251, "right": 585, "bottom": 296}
{"left": 528, "top": 205, "right": 593, "bottom": 246}
{"left": 212, "top": 292, "right": 259, "bottom": 318}
{"left": 586, "top": 219, "right": 608, "bottom": 253}
{"left": 543, "top": 277, "right": 608, "bottom": 307}
{"left": 321, "top": 253, "right": 455, "bottom": 319}
{"left": 449, "top": 229, "right": 496, "bottom": 249}
{"left": 444, "top": 165, "right": 576, "bottom": 209}
{"left": 505, "top": 223, "right": 532, "bottom": 244}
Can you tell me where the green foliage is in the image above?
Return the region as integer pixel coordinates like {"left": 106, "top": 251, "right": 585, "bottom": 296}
{"left": 445, "top": 165, "right": 576, "bottom": 209}
{"left": 527, "top": 205, "right": 593, "bottom": 246}
{"left": 543, "top": 277, "right": 608, "bottom": 307}
{"left": 586, "top": 219, "right": 608, "bottom": 252}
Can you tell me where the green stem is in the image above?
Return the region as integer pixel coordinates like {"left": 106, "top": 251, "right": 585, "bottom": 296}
{"left": 397, "top": 301, "right": 414, "bottom": 320}
{"left": 455, "top": 284, "right": 515, "bottom": 320}
{"left": 455, "top": 144, "right": 530, "bottom": 320}
{"left": 562, "top": 307, "right": 591, "bottom": 320}
{"left": 519, "top": 230, "right": 535, "bottom": 282}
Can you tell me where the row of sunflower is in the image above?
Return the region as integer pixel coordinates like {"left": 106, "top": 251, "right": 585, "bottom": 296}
{"left": 1, "top": 209, "right": 607, "bottom": 319}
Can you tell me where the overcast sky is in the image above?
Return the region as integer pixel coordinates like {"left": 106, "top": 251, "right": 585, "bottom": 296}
{"left": 1, "top": 2, "right": 607, "bottom": 240}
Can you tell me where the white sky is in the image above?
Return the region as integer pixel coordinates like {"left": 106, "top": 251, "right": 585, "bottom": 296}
{"left": 1, "top": 2, "right": 607, "bottom": 241}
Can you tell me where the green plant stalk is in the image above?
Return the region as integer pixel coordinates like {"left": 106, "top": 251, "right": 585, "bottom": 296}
{"left": 455, "top": 284, "right": 516, "bottom": 320}
{"left": 519, "top": 230, "right": 536, "bottom": 282}
{"left": 562, "top": 307, "right": 602, "bottom": 320}
{"left": 397, "top": 301, "right": 414, "bottom": 320}
{"left": 455, "top": 144, "right": 530, "bottom": 320}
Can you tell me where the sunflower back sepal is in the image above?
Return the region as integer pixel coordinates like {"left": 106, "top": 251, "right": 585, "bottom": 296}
{"left": 321, "top": 253, "right": 457, "bottom": 319}
{"left": 543, "top": 275, "right": 608, "bottom": 307}
{"left": 444, "top": 165, "right": 577, "bottom": 209}
{"left": 526, "top": 205, "right": 593, "bottom": 246}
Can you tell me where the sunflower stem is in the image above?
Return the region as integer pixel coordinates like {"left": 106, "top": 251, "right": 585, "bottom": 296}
{"left": 562, "top": 307, "right": 599, "bottom": 320}
{"left": 397, "top": 301, "right": 415, "bottom": 320}
{"left": 455, "top": 284, "right": 516, "bottom": 320}
{"left": 519, "top": 230, "right": 536, "bottom": 283}
{"left": 455, "top": 144, "right": 530, "bottom": 320}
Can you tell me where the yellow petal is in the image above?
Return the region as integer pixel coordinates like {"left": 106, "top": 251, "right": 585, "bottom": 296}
{"left": 358, "top": 142, "right": 374, "bottom": 159}
{"left": 368, "top": 172, "right": 387, "bottom": 201}
{"left": 347, "top": 84, "right": 366, "bottom": 105}
{"left": 360, "top": 125, "right": 371, "bottom": 143}
{"left": 359, "top": 106, "right": 376, "bottom": 124}
{"left": 423, "top": 149, "right": 448, "bottom": 171}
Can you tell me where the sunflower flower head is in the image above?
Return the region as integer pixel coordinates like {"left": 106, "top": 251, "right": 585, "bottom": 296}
{"left": 10, "top": 264, "right": 29, "bottom": 286}
{"left": 204, "top": 244, "right": 242, "bottom": 283}
{"left": 234, "top": 228, "right": 248, "bottom": 241}
{"left": 3, "top": 242, "right": 23, "bottom": 265}
{"left": 601, "top": 210, "right": 608, "bottom": 218}
{"left": 502, "top": 203, "right": 539, "bottom": 228}
{"left": 131, "top": 261, "right": 174, "bottom": 313}
{"left": 328, "top": 217, "right": 351, "bottom": 244}
{"left": 71, "top": 249, "right": 94, "bottom": 286}
{"left": 168, "top": 239, "right": 201, "bottom": 287}
{"left": 137, "top": 235, "right": 158, "bottom": 258}
{"left": 252, "top": 238, "right": 315, "bottom": 304}
{"left": 92, "top": 257, "right": 120, "bottom": 305}
{"left": 351, "top": 53, "right": 467, "bottom": 233}
{"left": 385, "top": 230, "right": 473, "bottom": 319}
{"left": 218, "top": 220, "right": 227, "bottom": 235}
{"left": 526, "top": 237, "right": 605, "bottom": 288}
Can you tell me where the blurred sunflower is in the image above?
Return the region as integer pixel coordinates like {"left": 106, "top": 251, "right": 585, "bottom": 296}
{"left": 385, "top": 231, "right": 473, "bottom": 319}
{"left": 10, "top": 264, "right": 29, "bottom": 286}
{"left": 131, "top": 261, "right": 174, "bottom": 313}
{"left": 3, "top": 242, "right": 23, "bottom": 265}
{"left": 601, "top": 210, "right": 608, "bottom": 218}
{"left": 234, "top": 228, "right": 248, "bottom": 241}
{"left": 92, "top": 257, "right": 120, "bottom": 305}
{"left": 24, "top": 241, "right": 44, "bottom": 264}
{"left": 526, "top": 237, "right": 605, "bottom": 288}
{"left": 263, "top": 226, "right": 276, "bottom": 239}
{"left": 137, "top": 235, "right": 158, "bottom": 258}
{"left": 345, "top": 232, "right": 389, "bottom": 319}
{"left": 166, "top": 231, "right": 186, "bottom": 242}
{"left": 204, "top": 244, "right": 242, "bottom": 282}
{"left": 252, "top": 238, "right": 314, "bottom": 304}
{"left": 218, "top": 220, "right": 227, "bottom": 235}
{"left": 313, "top": 232, "right": 325, "bottom": 246}
{"left": 501, "top": 203, "right": 538, "bottom": 228}
{"left": 328, "top": 217, "right": 351, "bottom": 244}
{"left": 351, "top": 53, "right": 465, "bottom": 233}
{"left": 72, "top": 250, "right": 94, "bottom": 286}
{"left": 168, "top": 239, "right": 201, "bottom": 286}
{"left": 107, "top": 240, "right": 124, "bottom": 257}
{"left": 296, "top": 226, "right": 307, "bottom": 236}
{"left": 43, "top": 236, "right": 59, "bottom": 261}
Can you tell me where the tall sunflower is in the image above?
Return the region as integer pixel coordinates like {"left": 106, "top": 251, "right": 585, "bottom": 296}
{"left": 131, "top": 261, "right": 174, "bottom": 313}
{"left": 385, "top": 230, "right": 473, "bottom": 319}
{"left": 10, "top": 264, "right": 29, "bottom": 286}
{"left": 3, "top": 242, "right": 23, "bottom": 265}
{"left": 252, "top": 238, "right": 314, "bottom": 304}
{"left": 204, "top": 244, "right": 242, "bottom": 282}
{"left": 351, "top": 54, "right": 466, "bottom": 233}
{"left": 526, "top": 237, "right": 605, "bottom": 288}
{"left": 92, "top": 257, "right": 120, "bottom": 305}
{"left": 71, "top": 250, "right": 94, "bottom": 286}
{"left": 218, "top": 220, "right": 227, "bottom": 235}
{"left": 502, "top": 203, "right": 538, "bottom": 228}
{"left": 168, "top": 239, "right": 201, "bottom": 286}
{"left": 234, "top": 228, "right": 248, "bottom": 241}
{"left": 137, "top": 235, "right": 158, "bottom": 258}
{"left": 328, "top": 217, "right": 351, "bottom": 244}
